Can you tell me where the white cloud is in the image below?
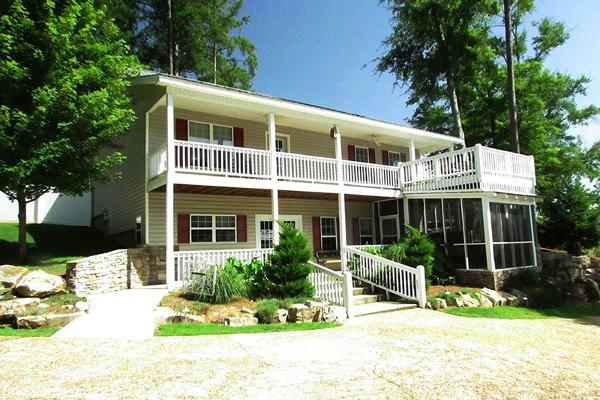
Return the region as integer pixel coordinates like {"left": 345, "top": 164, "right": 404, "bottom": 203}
{"left": 570, "top": 124, "right": 600, "bottom": 148}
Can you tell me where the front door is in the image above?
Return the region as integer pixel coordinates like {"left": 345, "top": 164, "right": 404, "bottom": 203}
{"left": 256, "top": 215, "right": 302, "bottom": 248}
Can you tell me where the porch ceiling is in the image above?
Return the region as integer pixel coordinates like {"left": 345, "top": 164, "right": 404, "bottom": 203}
{"left": 135, "top": 74, "right": 464, "bottom": 153}
{"left": 150, "top": 184, "right": 385, "bottom": 202}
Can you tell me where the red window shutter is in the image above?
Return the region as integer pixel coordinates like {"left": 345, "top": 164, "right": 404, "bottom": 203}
{"left": 233, "top": 127, "right": 244, "bottom": 147}
{"left": 177, "top": 214, "right": 190, "bottom": 244}
{"left": 382, "top": 150, "right": 389, "bottom": 166}
{"left": 400, "top": 153, "right": 407, "bottom": 162}
{"left": 312, "top": 216, "right": 321, "bottom": 251}
{"left": 352, "top": 217, "right": 360, "bottom": 245}
{"left": 236, "top": 215, "right": 247, "bottom": 242}
{"left": 368, "top": 148, "right": 376, "bottom": 164}
{"left": 175, "top": 119, "right": 188, "bottom": 141}
{"left": 347, "top": 145, "right": 355, "bottom": 161}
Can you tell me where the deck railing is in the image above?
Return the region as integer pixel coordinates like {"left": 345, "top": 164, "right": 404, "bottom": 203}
{"left": 308, "top": 261, "right": 345, "bottom": 306}
{"left": 175, "top": 248, "right": 273, "bottom": 284}
{"left": 344, "top": 246, "right": 426, "bottom": 308}
{"left": 276, "top": 152, "right": 338, "bottom": 183}
{"left": 343, "top": 160, "right": 399, "bottom": 188}
{"left": 151, "top": 141, "right": 536, "bottom": 196}
{"left": 174, "top": 140, "right": 271, "bottom": 179}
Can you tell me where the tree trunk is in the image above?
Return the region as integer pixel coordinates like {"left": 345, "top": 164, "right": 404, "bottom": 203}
{"left": 437, "top": 22, "right": 465, "bottom": 141}
{"left": 167, "top": 0, "right": 174, "bottom": 75}
{"left": 504, "top": 0, "right": 520, "bottom": 153}
{"left": 17, "top": 193, "right": 28, "bottom": 262}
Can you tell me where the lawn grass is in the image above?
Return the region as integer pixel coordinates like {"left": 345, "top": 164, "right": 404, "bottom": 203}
{"left": 0, "top": 222, "right": 120, "bottom": 275}
{"left": 0, "top": 326, "right": 60, "bottom": 337}
{"left": 156, "top": 322, "right": 340, "bottom": 336}
{"left": 444, "top": 302, "right": 600, "bottom": 320}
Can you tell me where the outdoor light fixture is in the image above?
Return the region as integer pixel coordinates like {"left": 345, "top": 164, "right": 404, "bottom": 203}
{"left": 330, "top": 125, "right": 339, "bottom": 139}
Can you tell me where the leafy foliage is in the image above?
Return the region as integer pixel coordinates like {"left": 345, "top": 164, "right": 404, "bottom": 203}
{"left": 255, "top": 298, "right": 279, "bottom": 324}
{"left": 266, "top": 221, "right": 315, "bottom": 299}
{"left": 0, "top": 0, "right": 140, "bottom": 258}
{"left": 112, "top": 0, "right": 257, "bottom": 89}
{"left": 186, "top": 261, "right": 248, "bottom": 304}
{"left": 225, "top": 257, "right": 271, "bottom": 299}
{"left": 401, "top": 225, "right": 435, "bottom": 282}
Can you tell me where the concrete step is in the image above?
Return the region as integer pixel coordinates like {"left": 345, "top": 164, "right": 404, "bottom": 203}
{"left": 353, "top": 301, "right": 417, "bottom": 317}
{"left": 352, "top": 287, "right": 369, "bottom": 296}
{"left": 352, "top": 294, "right": 380, "bottom": 305}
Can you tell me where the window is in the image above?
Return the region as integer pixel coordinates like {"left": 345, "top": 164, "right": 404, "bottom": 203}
{"left": 408, "top": 199, "right": 425, "bottom": 231}
{"left": 388, "top": 151, "right": 401, "bottom": 166}
{"left": 381, "top": 216, "right": 398, "bottom": 244}
{"left": 355, "top": 146, "right": 369, "bottom": 163}
{"left": 188, "top": 121, "right": 233, "bottom": 145}
{"left": 265, "top": 133, "right": 290, "bottom": 152}
{"left": 190, "top": 215, "right": 236, "bottom": 243}
{"left": 320, "top": 217, "right": 338, "bottom": 251}
{"left": 359, "top": 218, "right": 374, "bottom": 245}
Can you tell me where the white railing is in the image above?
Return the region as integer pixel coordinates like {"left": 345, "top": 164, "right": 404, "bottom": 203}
{"left": 344, "top": 247, "right": 426, "bottom": 308}
{"left": 174, "top": 141, "right": 271, "bottom": 179}
{"left": 343, "top": 160, "right": 400, "bottom": 188}
{"left": 175, "top": 248, "right": 273, "bottom": 283}
{"left": 148, "top": 143, "right": 167, "bottom": 179}
{"left": 276, "top": 152, "right": 338, "bottom": 183}
{"left": 400, "top": 146, "right": 480, "bottom": 193}
{"left": 308, "top": 261, "right": 345, "bottom": 306}
{"left": 479, "top": 146, "right": 536, "bottom": 195}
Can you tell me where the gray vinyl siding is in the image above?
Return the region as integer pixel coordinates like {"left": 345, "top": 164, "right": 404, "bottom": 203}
{"left": 148, "top": 193, "right": 373, "bottom": 250}
{"left": 92, "top": 85, "right": 164, "bottom": 239}
{"left": 147, "top": 106, "right": 410, "bottom": 161}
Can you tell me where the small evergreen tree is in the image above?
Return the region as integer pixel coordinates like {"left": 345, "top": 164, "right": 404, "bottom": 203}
{"left": 402, "top": 225, "right": 435, "bottom": 284}
{"left": 266, "top": 221, "right": 315, "bottom": 299}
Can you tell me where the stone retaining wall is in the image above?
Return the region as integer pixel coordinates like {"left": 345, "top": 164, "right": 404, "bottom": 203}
{"left": 456, "top": 266, "right": 541, "bottom": 290}
{"left": 66, "top": 246, "right": 166, "bottom": 296}
{"left": 541, "top": 248, "right": 600, "bottom": 282}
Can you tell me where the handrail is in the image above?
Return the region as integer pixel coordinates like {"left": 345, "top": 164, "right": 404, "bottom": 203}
{"left": 276, "top": 152, "right": 338, "bottom": 183}
{"left": 342, "top": 160, "right": 400, "bottom": 188}
{"left": 308, "top": 261, "right": 345, "bottom": 306}
{"left": 344, "top": 247, "right": 426, "bottom": 308}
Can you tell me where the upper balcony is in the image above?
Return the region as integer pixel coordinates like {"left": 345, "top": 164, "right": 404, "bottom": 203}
{"left": 147, "top": 141, "right": 536, "bottom": 197}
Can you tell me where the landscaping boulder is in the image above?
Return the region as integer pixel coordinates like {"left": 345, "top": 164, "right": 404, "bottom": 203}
{"left": 425, "top": 301, "right": 433, "bottom": 310}
{"left": 166, "top": 314, "right": 206, "bottom": 324}
{"left": 154, "top": 307, "right": 177, "bottom": 325}
{"left": 0, "top": 298, "right": 41, "bottom": 323}
{"left": 431, "top": 298, "right": 447, "bottom": 310}
{"left": 459, "top": 293, "right": 480, "bottom": 308}
{"left": 565, "top": 283, "right": 587, "bottom": 303}
{"left": 582, "top": 278, "right": 600, "bottom": 302}
{"left": 240, "top": 307, "right": 256, "bottom": 316}
{"left": 14, "top": 270, "right": 66, "bottom": 298}
{"left": 498, "top": 291, "right": 519, "bottom": 306}
{"left": 15, "top": 312, "right": 83, "bottom": 329}
{"left": 305, "top": 300, "right": 325, "bottom": 322}
{"left": 322, "top": 305, "right": 347, "bottom": 324}
{"left": 273, "top": 308, "right": 288, "bottom": 324}
{"left": 509, "top": 289, "right": 528, "bottom": 306}
{"left": 0, "top": 265, "right": 29, "bottom": 289}
{"left": 481, "top": 288, "right": 506, "bottom": 306}
{"left": 224, "top": 316, "right": 258, "bottom": 327}
{"left": 473, "top": 293, "right": 493, "bottom": 308}
{"left": 287, "top": 304, "right": 313, "bottom": 323}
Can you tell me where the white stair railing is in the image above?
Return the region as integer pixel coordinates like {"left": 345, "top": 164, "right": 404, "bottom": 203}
{"left": 343, "top": 247, "right": 426, "bottom": 308}
{"left": 308, "top": 261, "right": 345, "bottom": 306}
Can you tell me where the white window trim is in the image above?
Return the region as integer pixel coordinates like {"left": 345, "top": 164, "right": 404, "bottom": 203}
{"left": 255, "top": 214, "right": 303, "bottom": 248}
{"left": 387, "top": 151, "right": 401, "bottom": 166}
{"left": 359, "top": 217, "right": 374, "bottom": 244}
{"left": 187, "top": 120, "right": 234, "bottom": 145}
{"left": 320, "top": 216, "right": 338, "bottom": 250}
{"left": 354, "top": 146, "right": 369, "bottom": 163}
{"left": 190, "top": 214, "right": 237, "bottom": 243}
{"left": 264, "top": 132, "right": 291, "bottom": 152}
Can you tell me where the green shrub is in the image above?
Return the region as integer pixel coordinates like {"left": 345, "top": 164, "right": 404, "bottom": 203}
{"left": 186, "top": 262, "right": 248, "bottom": 304}
{"left": 506, "top": 268, "right": 542, "bottom": 289}
{"left": 266, "top": 221, "right": 315, "bottom": 299}
{"left": 430, "top": 245, "right": 456, "bottom": 285}
{"left": 225, "top": 257, "right": 272, "bottom": 299}
{"left": 363, "top": 244, "right": 383, "bottom": 257}
{"left": 382, "top": 242, "right": 406, "bottom": 263}
{"left": 402, "top": 225, "right": 435, "bottom": 280}
{"left": 256, "top": 298, "right": 279, "bottom": 323}
{"left": 528, "top": 283, "right": 564, "bottom": 308}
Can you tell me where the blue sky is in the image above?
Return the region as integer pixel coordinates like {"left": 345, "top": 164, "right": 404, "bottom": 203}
{"left": 241, "top": 0, "right": 599, "bottom": 147}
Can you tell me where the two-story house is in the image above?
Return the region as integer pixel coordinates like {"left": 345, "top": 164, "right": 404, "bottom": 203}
{"left": 93, "top": 73, "right": 539, "bottom": 303}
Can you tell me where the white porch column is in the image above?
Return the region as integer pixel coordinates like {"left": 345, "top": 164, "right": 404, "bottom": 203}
{"left": 408, "top": 139, "right": 416, "bottom": 162}
{"left": 165, "top": 93, "right": 176, "bottom": 289}
{"left": 481, "top": 197, "right": 496, "bottom": 271}
{"left": 268, "top": 112, "right": 280, "bottom": 245}
{"left": 333, "top": 125, "right": 348, "bottom": 271}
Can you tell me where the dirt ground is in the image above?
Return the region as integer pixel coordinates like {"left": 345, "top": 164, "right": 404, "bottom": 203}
{"left": 1, "top": 308, "right": 599, "bottom": 399}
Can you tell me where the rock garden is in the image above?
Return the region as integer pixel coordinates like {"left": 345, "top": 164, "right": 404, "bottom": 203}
{"left": 0, "top": 265, "right": 88, "bottom": 334}
{"left": 155, "top": 222, "right": 346, "bottom": 335}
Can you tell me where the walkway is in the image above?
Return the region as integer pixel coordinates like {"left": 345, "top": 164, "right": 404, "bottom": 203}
{"left": 52, "top": 286, "right": 167, "bottom": 339}
{"left": 2, "top": 308, "right": 598, "bottom": 398}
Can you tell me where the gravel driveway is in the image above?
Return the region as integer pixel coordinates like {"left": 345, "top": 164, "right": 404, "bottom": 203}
{"left": 1, "top": 308, "right": 598, "bottom": 399}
